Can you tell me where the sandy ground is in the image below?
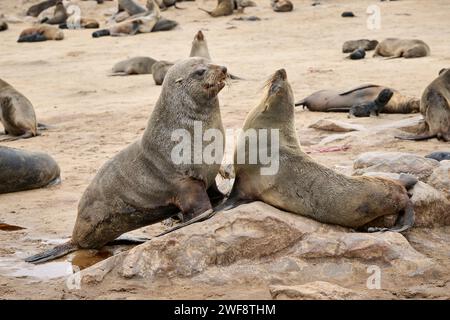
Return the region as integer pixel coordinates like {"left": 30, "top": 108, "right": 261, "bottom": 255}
{"left": 0, "top": 0, "right": 449, "bottom": 299}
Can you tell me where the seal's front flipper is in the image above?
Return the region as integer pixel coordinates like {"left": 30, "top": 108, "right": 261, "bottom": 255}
{"left": 106, "top": 235, "right": 150, "bottom": 245}
{"left": 156, "top": 209, "right": 216, "bottom": 238}
{"left": 0, "top": 131, "right": 35, "bottom": 142}
{"left": 207, "top": 181, "right": 225, "bottom": 206}
{"left": 25, "top": 241, "right": 77, "bottom": 264}
{"left": 367, "top": 200, "right": 415, "bottom": 234}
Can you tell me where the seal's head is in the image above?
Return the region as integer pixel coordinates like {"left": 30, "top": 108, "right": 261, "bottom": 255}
{"left": 165, "top": 57, "right": 227, "bottom": 103}
{"left": 263, "top": 69, "right": 295, "bottom": 112}
{"left": 377, "top": 88, "right": 394, "bottom": 104}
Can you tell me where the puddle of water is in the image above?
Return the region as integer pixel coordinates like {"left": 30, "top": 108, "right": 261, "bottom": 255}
{"left": 69, "top": 249, "right": 113, "bottom": 270}
{"left": 0, "top": 223, "right": 26, "bottom": 231}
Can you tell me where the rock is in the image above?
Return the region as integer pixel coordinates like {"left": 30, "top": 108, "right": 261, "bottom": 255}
{"left": 80, "top": 202, "right": 433, "bottom": 286}
{"left": 427, "top": 161, "right": 450, "bottom": 199}
{"left": 409, "top": 182, "right": 450, "bottom": 227}
{"left": 309, "top": 119, "right": 365, "bottom": 132}
{"left": 353, "top": 152, "right": 439, "bottom": 180}
{"left": 269, "top": 281, "right": 361, "bottom": 299}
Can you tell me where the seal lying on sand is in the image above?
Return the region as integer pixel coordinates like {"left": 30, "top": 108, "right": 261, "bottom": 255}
{"left": 348, "top": 88, "right": 394, "bottom": 117}
{"left": 271, "top": 0, "right": 293, "bottom": 12}
{"left": 0, "top": 79, "right": 44, "bottom": 141}
{"left": 112, "top": 57, "right": 157, "bottom": 76}
{"left": 396, "top": 68, "right": 450, "bottom": 141}
{"left": 27, "top": 0, "right": 58, "bottom": 17}
{"left": 221, "top": 69, "right": 415, "bottom": 232}
{"left": 0, "top": 146, "right": 60, "bottom": 194}
{"left": 342, "top": 39, "right": 378, "bottom": 53}
{"left": 25, "top": 58, "right": 228, "bottom": 264}
{"left": 18, "top": 25, "right": 64, "bottom": 42}
{"left": 295, "top": 84, "right": 420, "bottom": 114}
{"left": 93, "top": 0, "right": 161, "bottom": 37}
{"left": 199, "top": 0, "right": 233, "bottom": 17}
{"left": 373, "top": 38, "right": 430, "bottom": 58}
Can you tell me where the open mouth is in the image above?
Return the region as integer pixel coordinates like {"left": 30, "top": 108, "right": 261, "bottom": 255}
{"left": 204, "top": 74, "right": 226, "bottom": 92}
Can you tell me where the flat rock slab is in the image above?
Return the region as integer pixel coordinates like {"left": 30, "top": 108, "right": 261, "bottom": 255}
{"left": 309, "top": 119, "right": 365, "bottom": 132}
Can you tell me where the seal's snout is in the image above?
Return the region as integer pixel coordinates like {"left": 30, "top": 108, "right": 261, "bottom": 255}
{"left": 196, "top": 30, "right": 205, "bottom": 41}
{"left": 275, "top": 68, "right": 287, "bottom": 81}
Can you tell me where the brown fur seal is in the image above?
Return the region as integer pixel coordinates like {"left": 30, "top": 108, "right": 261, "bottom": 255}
{"left": 271, "top": 0, "right": 293, "bottom": 12}
{"left": 93, "top": 0, "right": 161, "bottom": 37}
{"left": 373, "top": 38, "right": 430, "bottom": 58}
{"left": 222, "top": 69, "right": 415, "bottom": 232}
{"left": 27, "top": 0, "right": 58, "bottom": 17}
{"left": 152, "top": 60, "right": 174, "bottom": 85}
{"left": 112, "top": 57, "right": 157, "bottom": 76}
{"left": 18, "top": 25, "right": 64, "bottom": 42}
{"left": 342, "top": 39, "right": 378, "bottom": 53}
{"left": 396, "top": 68, "right": 450, "bottom": 141}
{"left": 41, "top": 0, "right": 68, "bottom": 25}
{"left": 0, "top": 146, "right": 60, "bottom": 194}
{"left": 25, "top": 57, "right": 229, "bottom": 264}
{"left": 199, "top": 0, "right": 234, "bottom": 17}
{"left": 152, "top": 30, "right": 211, "bottom": 85}
{"left": 295, "top": 84, "right": 420, "bottom": 114}
{"left": 0, "top": 79, "right": 42, "bottom": 141}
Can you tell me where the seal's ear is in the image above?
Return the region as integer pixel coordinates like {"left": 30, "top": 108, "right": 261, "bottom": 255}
{"left": 438, "top": 68, "right": 448, "bottom": 75}
{"left": 175, "top": 77, "right": 183, "bottom": 84}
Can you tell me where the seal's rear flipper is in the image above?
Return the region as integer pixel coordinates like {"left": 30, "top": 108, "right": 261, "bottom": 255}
{"left": 294, "top": 99, "right": 306, "bottom": 107}
{"left": 228, "top": 73, "right": 244, "bottom": 80}
{"left": 198, "top": 8, "right": 213, "bottom": 15}
{"left": 25, "top": 241, "right": 77, "bottom": 264}
{"left": 367, "top": 200, "right": 415, "bottom": 234}
{"left": 156, "top": 209, "right": 216, "bottom": 238}
{"left": 92, "top": 29, "right": 110, "bottom": 38}
{"left": 395, "top": 134, "right": 436, "bottom": 141}
{"left": 17, "top": 33, "right": 47, "bottom": 43}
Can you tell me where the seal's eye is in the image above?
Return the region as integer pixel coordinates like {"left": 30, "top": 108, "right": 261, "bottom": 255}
{"left": 195, "top": 68, "right": 207, "bottom": 77}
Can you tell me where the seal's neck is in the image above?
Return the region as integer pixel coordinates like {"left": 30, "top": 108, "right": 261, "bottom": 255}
{"left": 0, "top": 79, "right": 10, "bottom": 90}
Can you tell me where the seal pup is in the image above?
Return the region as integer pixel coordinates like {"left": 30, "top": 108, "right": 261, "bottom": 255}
{"left": 199, "top": 0, "right": 234, "bottom": 17}
{"left": 348, "top": 48, "right": 365, "bottom": 60}
{"left": 0, "top": 79, "right": 40, "bottom": 141}
{"left": 396, "top": 68, "right": 450, "bottom": 141}
{"left": 41, "top": 0, "right": 68, "bottom": 25}
{"left": 271, "top": 0, "right": 293, "bottom": 12}
{"left": 18, "top": 25, "right": 64, "bottom": 42}
{"left": 425, "top": 151, "right": 450, "bottom": 162}
{"left": 220, "top": 69, "right": 415, "bottom": 232}
{"left": 342, "top": 39, "right": 378, "bottom": 53}
{"left": 25, "top": 58, "right": 229, "bottom": 264}
{"left": 111, "top": 57, "right": 157, "bottom": 76}
{"left": 0, "top": 146, "right": 60, "bottom": 194}
{"left": 348, "top": 88, "right": 394, "bottom": 117}
{"left": 373, "top": 38, "right": 430, "bottom": 58}
{"left": 295, "top": 84, "right": 420, "bottom": 114}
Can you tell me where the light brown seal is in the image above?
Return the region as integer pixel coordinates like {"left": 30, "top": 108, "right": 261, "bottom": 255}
{"left": 25, "top": 57, "right": 229, "bottom": 263}
{"left": 0, "top": 79, "right": 42, "bottom": 141}
{"left": 152, "top": 60, "right": 174, "bottom": 85}
{"left": 271, "top": 0, "right": 293, "bottom": 12}
{"left": 199, "top": 0, "right": 234, "bottom": 17}
{"left": 295, "top": 84, "right": 420, "bottom": 114}
{"left": 373, "top": 38, "right": 430, "bottom": 58}
{"left": 0, "top": 146, "right": 60, "bottom": 194}
{"left": 396, "top": 68, "right": 450, "bottom": 141}
{"left": 224, "top": 69, "right": 415, "bottom": 232}
{"left": 112, "top": 57, "right": 157, "bottom": 76}
{"left": 18, "top": 25, "right": 64, "bottom": 42}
